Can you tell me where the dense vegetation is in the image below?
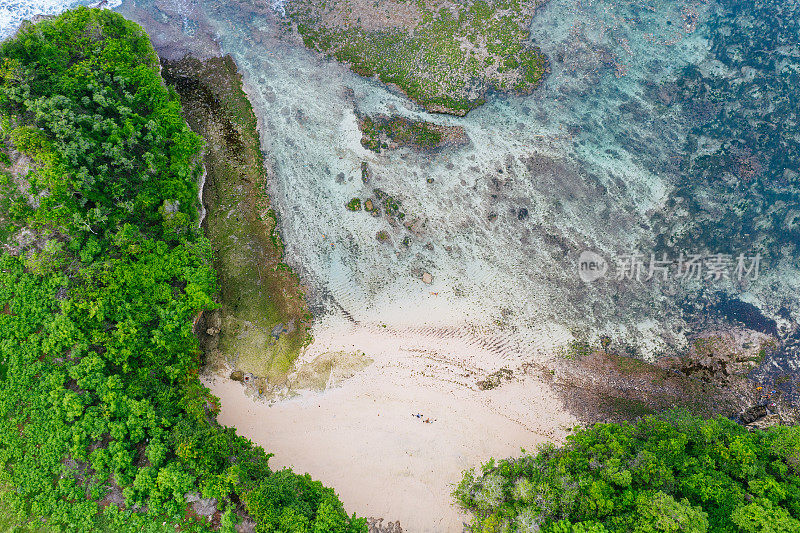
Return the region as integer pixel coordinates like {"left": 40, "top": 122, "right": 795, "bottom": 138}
{"left": 0, "top": 8, "right": 364, "bottom": 532}
{"left": 455, "top": 412, "right": 800, "bottom": 532}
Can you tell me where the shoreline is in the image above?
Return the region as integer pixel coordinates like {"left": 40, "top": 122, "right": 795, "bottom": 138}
{"left": 202, "top": 319, "right": 577, "bottom": 532}
{"left": 160, "top": 54, "right": 312, "bottom": 387}
{"left": 201, "top": 317, "right": 797, "bottom": 531}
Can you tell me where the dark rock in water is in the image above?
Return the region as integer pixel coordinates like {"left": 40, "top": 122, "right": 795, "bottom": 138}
{"left": 740, "top": 405, "right": 767, "bottom": 424}
{"left": 712, "top": 295, "right": 778, "bottom": 337}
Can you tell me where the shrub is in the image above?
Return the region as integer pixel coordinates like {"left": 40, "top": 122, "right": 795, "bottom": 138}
{"left": 456, "top": 412, "right": 800, "bottom": 532}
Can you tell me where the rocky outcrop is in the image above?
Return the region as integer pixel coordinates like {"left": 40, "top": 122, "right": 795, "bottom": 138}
{"left": 185, "top": 492, "right": 219, "bottom": 518}
{"left": 357, "top": 114, "right": 469, "bottom": 153}
{"left": 367, "top": 518, "right": 403, "bottom": 533}
{"left": 746, "top": 413, "right": 782, "bottom": 431}
{"left": 740, "top": 405, "right": 767, "bottom": 424}
{"left": 670, "top": 331, "right": 774, "bottom": 385}
{"left": 162, "top": 55, "right": 311, "bottom": 390}
{"left": 286, "top": 0, "right": 548, "bottom": 115}
{"left": 549, "top": 348, "right": 745, "bottom": 424}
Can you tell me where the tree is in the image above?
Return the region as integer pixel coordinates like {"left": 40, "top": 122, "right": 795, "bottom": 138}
{"left": 0, "top": 8, "right": 366, "bottom": 532}
{"left": 456, "top": 412, "right": 799, "bottom": 532}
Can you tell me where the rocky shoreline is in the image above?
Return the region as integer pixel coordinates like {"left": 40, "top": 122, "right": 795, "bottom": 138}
{"left": 161, "top": 55, "right": 311, "bottom": 390}
{"left": 545, "top": 330, "right": 798, "bottom": 430}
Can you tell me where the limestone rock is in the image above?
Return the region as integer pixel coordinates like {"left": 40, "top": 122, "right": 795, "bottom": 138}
{"left": 740, "top": 405, "right": 767, "bottom": 424}
{"left": 747, "top": 413, "right": 781, "bottom": 431}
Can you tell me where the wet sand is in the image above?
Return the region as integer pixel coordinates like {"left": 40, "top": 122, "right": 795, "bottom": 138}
{"left": 203, "top": 320, "right": 576, "bottom": 532}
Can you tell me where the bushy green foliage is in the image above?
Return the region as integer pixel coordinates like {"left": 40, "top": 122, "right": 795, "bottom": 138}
{"left": 242, "top": 470, "right": 363, "bottom": 533}
{"left": 0, "top": 8, "right": 364, "bottom": 532}
{"left": 0, "top": 7, "right": 201, "bottom": 242}
{"left": 455, "top": 412, "right": 800, "bottom": 532}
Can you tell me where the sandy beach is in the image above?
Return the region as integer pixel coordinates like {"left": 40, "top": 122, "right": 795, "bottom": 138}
{"left": 203, "top": 318, "right": 576, "bottom": 532}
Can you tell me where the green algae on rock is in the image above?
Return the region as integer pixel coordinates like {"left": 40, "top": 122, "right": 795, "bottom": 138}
{"left": 160, "top": 55, "right": 311, "bottom": 388}
{"left": 358, "top": 113, "right": 468, "bottom": 153}
{"left": 286, "top": 0, "right": 548, "bottom": 115}
{"left": 282, "top": 350, "right": 374, "bottom": 396}
{"left": 345, "top": 197, "right": 362, "bottom": 211}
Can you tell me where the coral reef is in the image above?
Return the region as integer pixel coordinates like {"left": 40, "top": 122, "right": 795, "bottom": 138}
{"left": 358, "top": 113, "right": 469, "bottom": 153}
{"left": 285, "top": 0, "right": 548, "bottom": 115}
{"left": 653, "top": 0, "right": 800, "bottom": 265}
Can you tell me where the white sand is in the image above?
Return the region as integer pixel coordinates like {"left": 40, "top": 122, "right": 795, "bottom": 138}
{"left": 202, "top": 319, "right": 577, "bottom": 533}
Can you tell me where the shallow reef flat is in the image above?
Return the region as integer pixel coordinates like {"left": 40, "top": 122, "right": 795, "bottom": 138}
{"left": 284, "top": 0, "right": 548, "bottom": 115}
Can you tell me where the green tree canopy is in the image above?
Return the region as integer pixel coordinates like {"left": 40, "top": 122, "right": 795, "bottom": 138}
{"left": 455, "top": 412, "right": 800, "bottom": 533}
{"left": 0, "top": 8, "right": 364, "bottom": 532}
